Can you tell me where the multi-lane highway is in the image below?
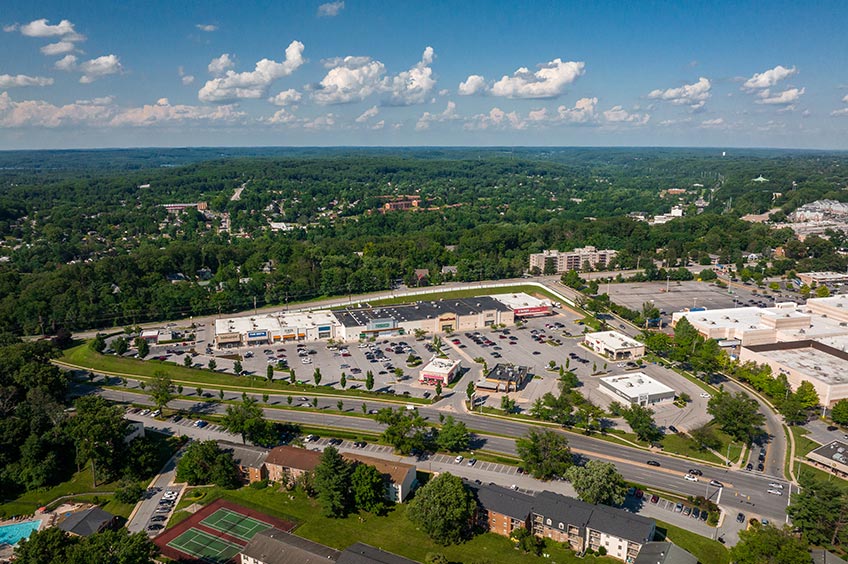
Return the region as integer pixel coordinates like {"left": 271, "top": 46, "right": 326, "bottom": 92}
{"left": 95, "top": 386, "right": 792, "bottom": 523}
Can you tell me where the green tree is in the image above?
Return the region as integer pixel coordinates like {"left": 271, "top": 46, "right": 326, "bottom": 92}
{"left": 793, "top": 381, "right": 820, "bottom": 409}
{"left": 434, "top": 380, "right": 442, "bottom": 397}
{"left": 641, "top": 331, "right": 673, "bottom": 355}
{"left": 266, "top": 364, "right": 274, "bottom": 382}
{"left": 350, "top": 462, "right": 386, "bottom": 514}
{"left": 312, "top": 397, "right": 318, "bottom": 408}
{"left": 375, "top": 408, "right": 431, "bottom": 454}
{"left": 816, "top": 284, "right": 831, "bottom": 298}
{"left": 466, "top": 381, "right": 476, "bottom": 404}
{"left": 114, "top": 480, "right": 145, "bottom": 504}
{"left": 407, "top": 472, "right": 473, "bottom": 545}
{"left": 149, "top": 371, "right": 174, "bottom": 411}
{"left": 135, "top": 338, "right": 149, "bottom": 358}
{"left": 622, "top": 405, "right": 663, "bottom": 442}
{"left": 730, "top": 525, "right": 811, "bottom": 564}
{"left": 337, "top": 399, "right": 344, "bottom": 411}
{"left": 175, "top": 440, "right": 239, "bottom": 488}
{"left": 779, "top": 396, "right": 808, "bottom": 426}
{"left": 233, "top": 360, "right": 243, "bottom": 375}
{"left": 707, "top": 391, "right": 765, "bottom": 444}
{"left": 689, "top": 424, "right": 722, "bottom": 451}
{"left": 787, "top": 473, "right": 848, "bottom": 547}
{"left": 207, "top": 358, "right": 216, "bottom": 370}
{"left": 436, "top": 416, "right": 471, "bottom": 452}
{"left": 340, "top": 372, "right": 347, "bottom": 389}
{"left": 90, "top": 334, "right": 106, "bottom": 353}
{"left": 361, "top": 402, "right": 367, "bottom": 414}
{"left": 262, "top": 393, "right": 269, "bottom": 403}
{"left": 831, "top": 399, "right": 848, "bottom": 425}
{"left": 14, "top": 527, "right": 76, "bottom": 564}
{"left": 183, "top": 355, "right": 192, "bottom": 367}
{"left": 113, "top": 336, "right": 128, "bottom": 356}
{"left": 516, "top": 429, "right": 572, "bottom": 480}
{"left": 314, "top": 446, "right": 351, "bottom": 518}
{"left": 218, "top": 389, "right": 224, "bottom": 400}
{"left": 287, "top": 395, "right": 292, "bottom": 405}
{"left": 365, "top": 370, "right": 374, "bottom": 391}
{"left": 221, "top": 395, "right": 274, "bottom": 445}
{"left": 69, "top": 396, "right": 128, "bottom": 484}
{"left": 64, "top": 529, "right": 158, "bottom": 564}
{"left": 566, "top": 461, "right": 627, "bottom": 506}
{"left": 510, "top": 527, "right": 544, "bottom": 555}
{"left": 425, "top": 553, "right": 449, "bottom": 564}
{"left": 313, "top": 367, "right": 322, "bottom": 386}
{"left": 290, "top": 369, "right": 296, "bottom": 384}
{"left": 558, "top": 371, "right": 579, "bottom": 392}
{"left": 561, "top": 270, "right": 584, "bottom": 289}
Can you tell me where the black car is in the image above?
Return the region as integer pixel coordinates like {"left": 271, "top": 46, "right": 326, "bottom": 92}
{"left": 757, "top": 462, "right": 764, "bottom": 472}
{"left": 646, "top": 460, "right": 661, "bottom": 467}
{"left": 688, "top": 469, "right": 703, "bottom": 476}
{"left": 148, "top": 524, "right": 163, "bottom": 531}
{"left": 827, "top": 425, "right": 839, "bottom": 431}
{"left": 746, "top": 463, "right": 753, "bottom": 471}
{"left": 668, "top": 426, "right": 680, "bottom": 434}
{"left": 737, "top": 512, "right": 745, "bottom": 523}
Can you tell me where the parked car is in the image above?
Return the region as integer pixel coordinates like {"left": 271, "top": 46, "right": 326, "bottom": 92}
{"left": 454, "top": 455, "right": 464, "bottom": 464}
{"left": 650, "top": 494, "right": 659, "bottom": 504}
{"left": 737, "top": 512, "right": 746, "bottom": 523}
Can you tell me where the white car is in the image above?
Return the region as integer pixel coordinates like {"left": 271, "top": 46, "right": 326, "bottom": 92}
{"left": 684, "top": 473, "right": 699, "bottom": 482}
{"left": 454, "top": 455, "right": 464, "bottom": 464}
{"left": 768, "top": 483, "right": 784, "bottom": 490}
{"left": 767, "top": 489, "right": 783, "bottom": 496}
{"left": 358, "top": 343, "right": 368, "bottom": 348}
{"left": 699, "top": 392, "right": 711, "bottom": 399}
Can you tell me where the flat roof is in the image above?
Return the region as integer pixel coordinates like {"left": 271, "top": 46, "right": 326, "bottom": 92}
{"left": 420, "top": 357, "right": 460, "bottom": 374}
{"left": 215, "top": 311, "right": 340, "bottom": 335}
{"left": 600, "top": 373, "right": 675, "bottom": 396}
{"left": 744, "top": 341, "right": 848, "bottom": 386}
{"left": 799, "top": 272, "right": 848, "bottom": 281}
{"left": 332, "top": 296, "right": 511, "bottom": 328}
{"left": 492, "top": 292, "right": 551, "bottom": 309}
{"left": 808, "top": 440, "right": 848, "bottom": 472}
{"left": 585, "top": 330, "right": 643, "bottom": 349}
{"left": 484, "top": 363, "right": 529, "bottom": 383}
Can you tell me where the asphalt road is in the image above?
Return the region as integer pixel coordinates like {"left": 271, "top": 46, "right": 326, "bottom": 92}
{"left": 100, "top": 387, "right": 792, "bottom": 523}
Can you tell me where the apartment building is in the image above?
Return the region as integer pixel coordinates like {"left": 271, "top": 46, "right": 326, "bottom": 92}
{"left": 529, "top": 246, "right": 618, "bottom": 273}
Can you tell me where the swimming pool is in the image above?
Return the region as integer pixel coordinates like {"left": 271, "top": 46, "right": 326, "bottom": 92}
{"left": 0, "top": 520, "right": 41, "bottom": 546}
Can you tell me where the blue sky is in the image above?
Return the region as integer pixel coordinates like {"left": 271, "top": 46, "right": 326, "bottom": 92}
{"left": 1, "top": 0, "right": 847, "bottom": 149}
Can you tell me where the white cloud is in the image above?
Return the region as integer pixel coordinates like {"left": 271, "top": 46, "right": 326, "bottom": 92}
{"left": 268, "top": 88, "right": 302, "bottom": 106}
{"left": 528, "top": 108, "right": 547, "bottom": 122}
{"left": 755, "top": 87, "right": 804, "bottom": 105}
{"left": 2, "top": 24, "right": 18, "bottom": 33}
{"left": 490, "top": 58, "right": 584, "bottom": 99}
{"left": 843, "top": 94, "right": 848, "bottom": 103}
{"left": 79, "top": 54, "right": 122, "bottom": 83}
{"left": 382, "top": 46, "right": 436, "bottom": 105}
{"left": 267, "top": 108, "right": 297, "bottom": 124}
{"left": 182, "top": 75, "right": 195, "bottom": 85}
{"left": 40, "top": 40, "right": 75, "bottom": 55}
{"left": 208, "top": 53, "right": 235, "bottom": 76}
{"left": 743, "top": 65, "right": 797, "bottom": 90}
{"left": 303, "top": 113, "right": 337, "bottom": 130}
{"left": 603, "top": 105, "right": 649, "bottom": 125}
{"left": 318, "top": 1, "right": 345, "bottom": 16}
{"left": 648, "top": 77, "right": 711, "bottom": 109}
{"left": 0, "top": 91, "right": 245, "bottom": 128}
{"left": 438, "top": 89, "right": 449, "bottom": 96}
{"left": 355, "top": 105, "right": 379, "bottom": 122}
{"left": 555, "top": 97, "right": 598, "bottom": 123}
{"left": 832, "top": 108, "right": 848, "bottom": 117}
{"left": 19, "top": 19, "right": 84, "bottom": 41}
{"left": 0, "top": 74, "right": 54, "bottom": 88}
{"left": 371, "top": 119, "right": 384, "bottom": 130}
{"left": 700, "top": 117, "right": 726, "bottom": 128}
{"left": 54, "top": 54, "right": 77, "bottom": 71}
{"left": 312, "top": 56, "right": 385, "bottom": 104}
{"left": 196, "top": 24, "right": 218, "bottom": 32}
{"left": 198, "top": 41, "right": 305, "bottom": 103}
{"left": 465, "top": 106, "right": 526, "bottom": 130}
{"left": 458, "top": 74, "right": 487, "bottom": 96}
{"left": 416, "top": 101, "right": 457, "bottom": 130}
{"left": 110, "top": 97, "right": 244, "bottom": 126}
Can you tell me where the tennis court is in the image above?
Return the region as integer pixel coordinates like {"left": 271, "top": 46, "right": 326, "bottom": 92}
{"left": 200, "top": 508, "right": 273, "bottom": 541}
{"left": 167, "top": 528, "right": 242, "bottom": 564}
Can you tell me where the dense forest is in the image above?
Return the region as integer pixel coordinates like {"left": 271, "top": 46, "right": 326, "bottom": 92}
{"left": 0, "top": 147, "right": 846, "bottom": 335}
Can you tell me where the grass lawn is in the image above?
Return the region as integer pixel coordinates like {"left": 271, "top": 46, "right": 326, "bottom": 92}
{"left": 368, "top": 284, "right": 566, "bottom": 308}
{"left": 796, "top": 462, "right": 848, "bottom": 490}
{"left": 656, "top": 520, "right": 729, "bottom": 564}
{"left": 790, "top": 426, "right": 821, "bottom": 457}
{"left": 182, "top": 485, "right": 618, "bottom": 564}
{"left": 661, "top": 434, "right": 724, "bottom": 465}
{"left": 0, "top": 466, "right": 120, "bottom": 518}
{"left": 61, "top": 345, "right": 428, "bottom": 405}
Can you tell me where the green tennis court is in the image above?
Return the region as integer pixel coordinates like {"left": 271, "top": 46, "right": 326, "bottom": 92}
{"left": 167, "top": 528, "right": 242, "bottom": 563}
{"left": 200, "top": 508, "right": 273, "bottom": 541}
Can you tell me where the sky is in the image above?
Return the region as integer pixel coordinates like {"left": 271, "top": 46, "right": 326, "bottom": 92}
{"left": 1, "top": 0, "right": 848, "bottom": 150}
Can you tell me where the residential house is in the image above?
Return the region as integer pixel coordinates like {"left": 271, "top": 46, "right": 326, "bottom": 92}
{"left": 58, "top": 507, "right": 118, "bottom": 537}
{"left": 264, "top": 446, "right": 322, "bottom": 483}
{"left": 337, "top": 542, "right": 419, "bottom": 564}
{"left": 218, "top": 441, "right": 269, "bottom": 484}
{"left": 239, "top": 528, "right": 341, "bottom": 564}
{"left": 342, "top": 453, "right": 416, "bottom": 503}
{"left": 633, "top": 542, "right": 697, "bottom": 564}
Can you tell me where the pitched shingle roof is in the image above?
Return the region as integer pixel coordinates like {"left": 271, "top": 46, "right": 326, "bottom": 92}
{"left": 57, "top": 507, "right": 115, "bottom": 537}
{"left": 264, "top": 445, "right": 322, "bottom": 472}
{"left": 337, "top": 542, "right": 418, "bottom": 564}
{"left": 240, "top": 528, "right": 341, "bottom": 564}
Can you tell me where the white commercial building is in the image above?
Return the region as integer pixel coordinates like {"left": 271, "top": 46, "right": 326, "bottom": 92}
{"left": 797, "top": 272, "right": 848, "bottom": 287}
{"left": 584, "top": 331, "right": 645, "bottom": 361}
{"left": 213, "top": 311, "right": 340, "bottom": 349}
{"left": 739, "top": 340, "right": 848, "bottom": 407}
{"left": 418, "top": 357, "right": 462, "bottom": 386}
{"left": 492, "top": 293, "right": 553, "bottom": 317}
{"left": 529, "top": 246, "right": 618, "bottom": 273}
{"left": 599, "top": 373, "right": 676, "bottom": 406}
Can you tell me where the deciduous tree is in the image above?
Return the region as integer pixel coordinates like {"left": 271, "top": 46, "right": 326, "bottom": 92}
{"left": 407, "top": 472, "right": 473, "bottom": 545}
{"left": 566, "top": 461, "right": 627, "bottom": 506}
{"left": 516, "top": 429, "right": 572, "bottom": 480}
